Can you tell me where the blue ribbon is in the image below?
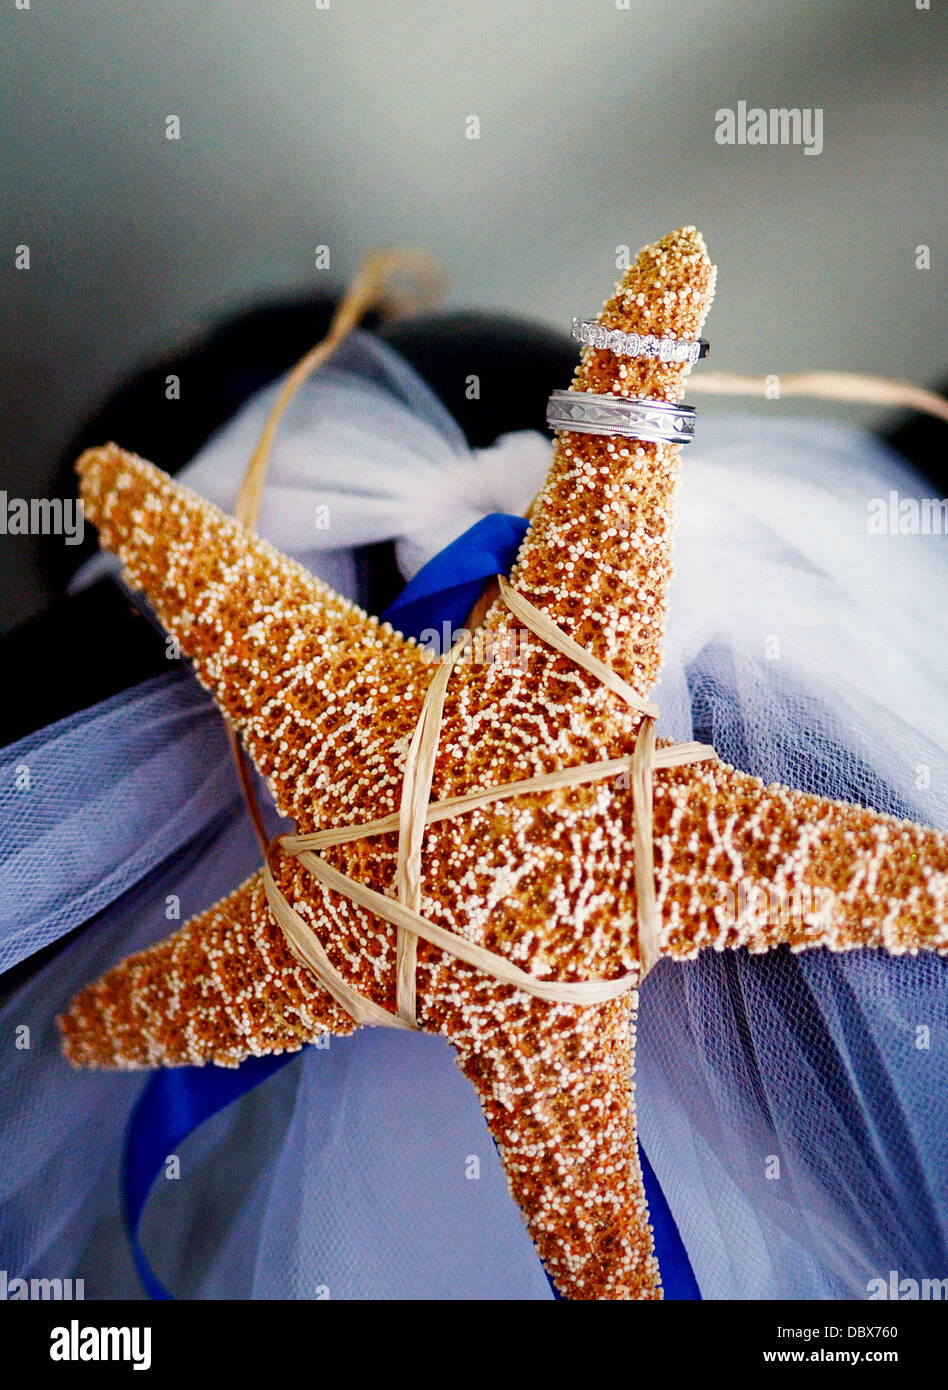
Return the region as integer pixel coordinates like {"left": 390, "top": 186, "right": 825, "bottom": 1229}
{"left": 382, "top": 513, "right": 531, "bottom": 642}
{"left": 124, "top": 1053, "right": 292, "bottom": 1300}
{"left": 123, "top": 513, "right": 699, "bottom": 1301}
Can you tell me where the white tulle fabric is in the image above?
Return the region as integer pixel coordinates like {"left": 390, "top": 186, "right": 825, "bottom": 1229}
{"left": 641, "top": 415, "right": 948, "bottom": 1299}
{"left": 71, "top": 332, "right": 551, "bottom": 598}
{"left": 3, "top": 331, "right": 946, "bottom": 1299}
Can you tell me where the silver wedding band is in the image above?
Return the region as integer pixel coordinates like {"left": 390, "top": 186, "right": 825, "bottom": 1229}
{"left": 546, "top": 390, "right": 697, "bottom": 446}
{"left": 572, "top": 319, "right": 709, "bottom": 365}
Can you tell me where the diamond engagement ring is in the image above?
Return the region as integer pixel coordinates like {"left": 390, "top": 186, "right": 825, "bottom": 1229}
{"left": 572, "top": 319, "right": 709, "bottom": 365}
{"left": 546, "top": 390, "right": 697, "bottom": 445}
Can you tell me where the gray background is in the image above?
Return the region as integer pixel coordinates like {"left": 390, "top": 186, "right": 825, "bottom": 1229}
{"left": 1, "top": 0, "right": 945, "bottom": 630}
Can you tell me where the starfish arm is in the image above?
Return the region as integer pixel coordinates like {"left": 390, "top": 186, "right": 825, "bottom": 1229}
{"left": 77, "top": 444, "right": 431, "bottom": 827}
{"left": 651, "top": 761, "right": 948, "bottom": 961}
{"left": 444, "top": 987, "right": 660, "bottom": 1300}
{"left": 423, "top": 230, "right": 716, "bottom": 786}
{"left": 58, "top": 869, "right": 356, "bottom": 1069}
{"left": 501, "top": 226, "right": 716, "bottom": 699}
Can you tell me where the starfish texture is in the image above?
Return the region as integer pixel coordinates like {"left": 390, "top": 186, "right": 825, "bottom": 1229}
{"left": 59, "top": 228, "right": 948, "bottom": 1300}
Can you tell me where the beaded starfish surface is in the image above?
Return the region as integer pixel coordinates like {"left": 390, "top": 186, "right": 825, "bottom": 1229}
{"left": 60, "top": 228, "right": 948, "bottom": 1300}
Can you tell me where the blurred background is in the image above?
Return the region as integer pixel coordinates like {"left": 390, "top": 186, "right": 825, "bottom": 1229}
{"left": 1, "top": 0, "right": 945, "bottom": 630}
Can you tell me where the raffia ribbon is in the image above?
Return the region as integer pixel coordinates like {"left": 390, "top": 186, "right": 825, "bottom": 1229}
{"left": 263, "top": 575, "right": 716, "bottom": 1028}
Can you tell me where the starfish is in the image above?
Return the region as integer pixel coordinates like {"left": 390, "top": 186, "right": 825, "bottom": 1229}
{"left": 59, "top": 227, "right": 948, "bottom": 1300}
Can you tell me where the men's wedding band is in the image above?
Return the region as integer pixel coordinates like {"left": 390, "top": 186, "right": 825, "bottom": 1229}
{"left": 572, "top": 319, "right": 709, "bottom": 365}
{"left": 546, "top": 390, "right": 697, "bottom": 445}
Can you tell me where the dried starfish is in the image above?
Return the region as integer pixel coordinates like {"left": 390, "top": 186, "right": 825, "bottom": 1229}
{"left": 60, "top": 227, "right": 948, "bottom": 1300}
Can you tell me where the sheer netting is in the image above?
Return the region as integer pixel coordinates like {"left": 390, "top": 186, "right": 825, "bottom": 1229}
{"left": 639, "top": 414, "right": 947, "bottom": 1300}
{"left": 1, "top": 333, "right": 944, "bottom": 1298}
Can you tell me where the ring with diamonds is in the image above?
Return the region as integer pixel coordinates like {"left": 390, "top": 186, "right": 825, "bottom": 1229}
{"left": 546, "top": 390, "right": 697, "bottom": 445}
{"left": 572, "top": 319, "right": 709, "bottom": 366}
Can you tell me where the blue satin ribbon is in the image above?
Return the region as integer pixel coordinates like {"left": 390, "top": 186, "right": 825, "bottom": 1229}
{"left": 382, "top": 512, "right": 532, "bottom": 642}
{"left": 123, "top": 512, "right": 700, "bottom": 1301}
